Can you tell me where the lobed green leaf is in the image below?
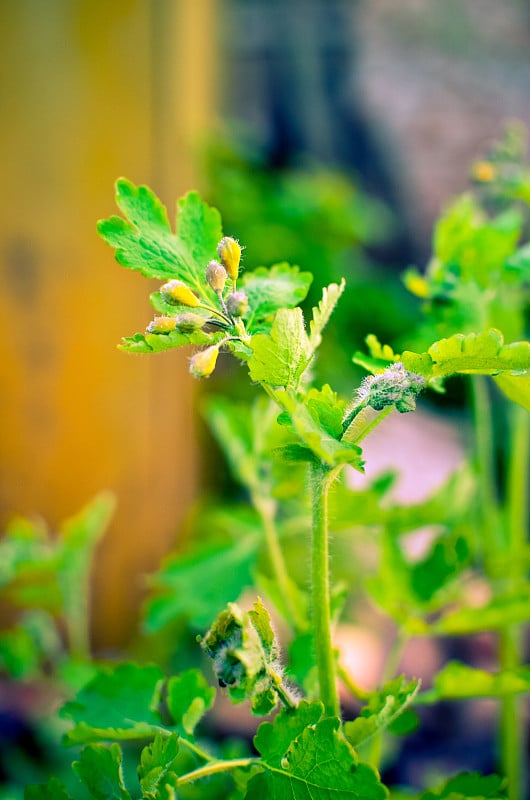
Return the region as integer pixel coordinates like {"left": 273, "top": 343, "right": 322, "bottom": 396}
{"left": 241, "top": 263, "right": 313, "bottom": 327}
{"left": 248, "top": 308, "right": 311, "bottom": 389}
{"left": 344, "top": 677, "right": 421, "bottom": 748}
{"left": 419, "top": 661, "right": 530, "bottom": 703}
{"left": 138, "top": 733, "right": 180, "bottom": 798}
{"left": 73, "top": 743, "right": 131, "bottom": 800}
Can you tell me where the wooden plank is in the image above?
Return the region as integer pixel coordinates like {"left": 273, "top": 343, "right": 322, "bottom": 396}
{"left": 0, "top": 0, "right": 217, "bottom": 647}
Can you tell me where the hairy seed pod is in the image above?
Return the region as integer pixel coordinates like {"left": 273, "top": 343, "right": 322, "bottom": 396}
{"left": 174, "top": 313, "right": 207, "bottom": 333}
{"left": 146, "top": 316, "right": 178, "bottom": 334}
{"left": 160, "top": 279, "right": 199, "bottom": 307}
{"left": 226, "top": 291, "right": 248, "bottom": 318}
{"left": 189, "top": 345, "right": 219, "bottom": 378}
{"left": 206, "top": 260, "right": 228, "bottom": 293}
{"left": 217, "top": 236, "right": 241, "bottom": 280}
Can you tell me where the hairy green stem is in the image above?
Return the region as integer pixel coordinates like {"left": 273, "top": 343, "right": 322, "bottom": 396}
{"left": 311, "top": 462, "right": 341, "bottom": 717}
{"left": 500, "top": 403, "right": 529, "bottom": 800}
{"left": 177, "top": 757, "right": 259, "bottom": 786}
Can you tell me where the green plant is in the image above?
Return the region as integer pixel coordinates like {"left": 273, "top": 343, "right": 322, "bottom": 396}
{"left": 25, "top": 137, "right": 529, "bottom": 799}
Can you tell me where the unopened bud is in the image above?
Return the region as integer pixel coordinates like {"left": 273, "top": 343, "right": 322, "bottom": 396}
{"left": 217, "top": 237, "right": 241, "bottom": 280}
{"left": 226, "top": 291, "right": 248, "bottom": 317}
{"left": 357, "top": 362, "right": 425, "bottom": 413}
{"left": 146, "top": 316, "right": 178, "bottom": 334}
{"left": 189, "top": 345, "right": 219, "bottom": 378}
{"left": 174, "top": 313, "right": 207, "bottom": 333}
{"left": 160, "top": 279, "right": 199, "bottom": 308}
{"left": 206, "top": 260, "right": 228, "bottom": 293}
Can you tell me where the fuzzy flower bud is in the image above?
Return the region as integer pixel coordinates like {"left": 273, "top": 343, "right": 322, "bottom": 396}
{"left": 357, "top": 362, "right": 425, "bottom": 413}
{"left": 146, "top": 316, "right": 177, "bottom": 334}
{"left": 189, "top": 345, "right": 219, "bottom": 378}
{"left": 217, "top": 236, "right": 241, "bottom": 280}
{"left": 160, "top": 279, "right": 199, "bottom": 307}
{"left": 206, "top": 260, "right": 228, "bottom": 293}
{"left": 226, "top": 290, "right": 248, "bottom": 317}
{"left": 174, "top": 313, "right": 207, "bottom": 333}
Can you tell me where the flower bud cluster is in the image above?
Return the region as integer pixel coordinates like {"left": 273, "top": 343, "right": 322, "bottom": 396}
{"left": 145, "top": 235, "right": 249, "bottom": 380}
{"left": 357, "top": 362, "right": 425, "bottom": 413}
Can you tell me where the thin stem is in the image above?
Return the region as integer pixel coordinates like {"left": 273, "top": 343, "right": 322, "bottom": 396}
{"left": 311, "top": 462, "right": 341, "bottom": 717}
{"left": 197, "top": 301, "right": 231, "bottom": 325}
{"left": 368, "top": 628, "right": 409, "bottom": 769}
{"left": 469, "top": 376, "right": 503, "bottom": 570}
{"left": 255, "top": 496, "right": 306, "bottom": 633}
{"left": 337, "top": 662, "right": 370, "bottom": 702}
{"left": 500, "top": 403, "right": 529, "bottom": 800}
{"left": 177, "top": 757, "right": 259, "bottom": 787}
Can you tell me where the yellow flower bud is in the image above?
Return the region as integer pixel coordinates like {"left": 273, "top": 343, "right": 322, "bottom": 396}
{"left": 206, "top": 260, "right": 228, "bottom": 293}
{"left": 217, "top": 237, "right": 241, "bottom": 281}
{"left": 161, "top": 279, "right": 199, "bottom": 307}
{"left": 189, "top": 345, "right": 219, "bottom": 378}
{"left": 174, "top": 313, "right": 207, "bottom": 333}
{"left": 146, "top": 316, "right": 178, "bottom": 334}
{"left": 473, "top": 161, "right": 496, "bottom": 183}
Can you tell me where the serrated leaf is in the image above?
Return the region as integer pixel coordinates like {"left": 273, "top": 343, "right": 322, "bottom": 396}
{"left": 73, "top": 743, "right": 131, "bottom": 800}
{"left": 247, "top": 716, "right": 387, "bottom": 799}
{"left": 144, "top": 531, "right": 259, "bottom": 631}
{"left": 241, "top": 263, "right": 313, "bottom": 327}
{"left": 138, "top": 734, "right": 180, "bottom": 797}
{"left": 419, "top": 661, "right": 530, "bottom": 703}
{"left": 248, "top": 308, "right": 311, "bottom": 389}
{"left": 98, "top": 181, "right": 221, "bottom": 294}
{"left": 119, "top": 328, "right": 224, "bottom": 354}
{"left": 166, "top": 669, "right": 215, "bottom": 735}
{"left": 253, "top": 700, "right": 324, "bottom": 768}
{"left": 401, "top": 330, "right": 530, "bottom": 381}
{"left": 24, "top": 778, "right": 73, "bottom": 800}
{"left": 274, "top": 389, "right": 364, "bottom": 469}
{"left": 60, "top": 663, "right": 164, "bottom": 744}
{"left": 308, "top": 280, "right": 345, "bottom": 352}
{"left": 420, "top": 771, "right": 506, "bottom": 799}
{"left": 306, "top": 385, "right": 345, "bottom": 438}
{"left": 344, "top": 677, "right": 420, "bottom": 748}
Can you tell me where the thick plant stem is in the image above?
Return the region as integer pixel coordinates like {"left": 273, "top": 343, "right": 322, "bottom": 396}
{"left": 311, "top": 462, "right": 341, "bottom": 718}
{"left": 500, "top": 403, "right": 529, "bottom": 800}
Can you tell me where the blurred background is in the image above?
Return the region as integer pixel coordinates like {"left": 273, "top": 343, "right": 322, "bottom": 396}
{"left": 1, "top": 2, "right": 529, "bottom": 790}
{"left": 3, "top": 0, "right": 530, "bottom": 648}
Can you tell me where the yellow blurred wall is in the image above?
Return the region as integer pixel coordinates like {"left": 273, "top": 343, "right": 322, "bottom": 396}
{"left": 0, "top": 0, "right": 217, "bottom": 647}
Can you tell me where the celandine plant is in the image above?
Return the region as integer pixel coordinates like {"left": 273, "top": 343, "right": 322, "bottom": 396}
{"left": 25, "top": 139, "right": 529, "bottom": 799}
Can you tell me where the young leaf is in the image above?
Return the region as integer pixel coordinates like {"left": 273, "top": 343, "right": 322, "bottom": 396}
{"left": 61, "top": 662, "right": 164, "bottom": 744}
{"left": 275, "top": 389, "right": 364, "bottom": 469}
{"left": 308, "top": 280, "right": 345, "bottom": 353}
{"left": 138, "top": 734, "right": 180, "bottom": 798}
{"left": 420, "top": 771, "right": 506, "bottom": 799}
{"left": 73, "top": 743, "right": 131, "bottom": 800}
{"left": 247, "top": 716, "right": 387, "bottom": 799}
{"left": 241, "top": 263, "right": 313, "bottom": 326}
{"left": 344, "top": 677, "right": 421, "bottom": 748}
{"left": 166, "top": 669, "right": 215, "bottom": 735}
{"left": 119, "top": 328, "right": 224, "bottom": 355}
{"left": 248, "top": 308, "right": 311, "bottom": 389}
{"left": 418, "top": 661, "right": 530, "bottom": 703}
{"left": 25, "top": 778, "right": 74, "bottom": 800}
{"left": 98, "top": 181, "right": 222, "bottom": 295}
{"left": 201, "top": 599, "right": 283, "bottom": 715}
